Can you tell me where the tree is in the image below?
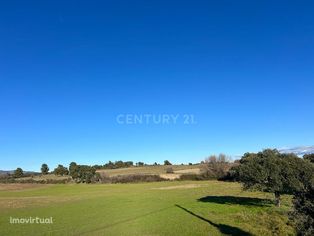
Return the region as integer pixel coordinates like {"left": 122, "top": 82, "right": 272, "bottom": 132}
{"left": 76, "top": 165, "right": 96, "bottom": 183}
{"left": 235, "top": 149, "right": 313, "bottom": 207}
{"left": 164, "top": 160, "right": 172, "bottom": 165}
{"left": 206, "top": 154, "right": 229, "bottom": 163}
{"left": 203, "top": 153, "right": 230, "bottom": 180}
{"left": 136, "top": 162, "right": 144, "bottom": 166}
{"left": 206, "top": 155, "right": 217, "bottom": 163}
{"left": 69, "top": 162, "right": 79, "bottom": 179}
{"left": 304, "top": 153, "right": 314, "bottom": 163}
{"left": 218, "top": 153, "right": 228, "bottom": 163}
{"left": 41, "top": 164, "right": 49, "bottom": 175}
{"left": 290, "top": 157, "right": 314, "bottom": 235}
{"left": 69, "top": 163, "right": 97, "bottom": 183}
{"left": 291, "top": 184, "right": 314, "bottom": 235}
{"left": 13, "top": 168, "right": 24, "bottom": 178}
{"left": 53, "top": 165, "right": 69, "bottom": 176}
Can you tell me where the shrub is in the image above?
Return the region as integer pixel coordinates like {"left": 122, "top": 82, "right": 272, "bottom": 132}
{"left": 98, "top": 174, "right": 166, "bottom": 183}
{"left": 303, "top": 154, "right": 314, "bottom": 163}
{"left": 179, "top": 173, "right": 216, "bottom": 181}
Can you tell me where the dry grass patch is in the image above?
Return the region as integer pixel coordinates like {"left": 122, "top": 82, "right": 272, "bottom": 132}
{"left": 153, "top": 183, "right": 203, "bottom": 190}
{"left": 174, "top": 168, "right": 201, "bottom": 174}
{"left": 0, "top": 195, "right": 82, "bottom": 209}
{"left": 97, "top": 165, "right": 203, "bottom": 177}
{"left": 159, "top": 174, "right": 181, "bottom": 180}
{"left": 0, "top": 184, "right": 45, "bottom": 191}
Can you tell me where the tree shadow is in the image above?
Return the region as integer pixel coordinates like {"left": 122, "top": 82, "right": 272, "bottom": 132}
{"left": 175, "top": 204, "right": 252, "bottom": 236}
{"left": 198, "top": 195, "right": 272, "bottom": 207}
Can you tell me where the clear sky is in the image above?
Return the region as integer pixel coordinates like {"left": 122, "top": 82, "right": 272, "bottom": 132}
{"left": 1, "top": 1, "right": 313, "bottom": 171}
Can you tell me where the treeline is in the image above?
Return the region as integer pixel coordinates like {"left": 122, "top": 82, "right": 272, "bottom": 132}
{"left": 2, "top": 159, "right": 175, "bottom": 183}
{"left": 92, "top": 160, "right": 173, "bottom": 169}
{"left": 92, "top": 161, "right": 135, "bottom": 170}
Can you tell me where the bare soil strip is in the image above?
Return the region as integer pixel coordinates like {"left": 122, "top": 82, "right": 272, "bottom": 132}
{"left": 153, "top": 184, "right": 203, "bottom": 190}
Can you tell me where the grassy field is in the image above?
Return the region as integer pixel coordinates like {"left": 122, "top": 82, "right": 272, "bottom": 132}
{"left": 15, "top": 165, "right": 203, "bottom": 182}
{"left": 97, "top": 164, "right": 202, "bottom": 176}
{"left": 0, "top": 181, "right": 294, "bottom": 236}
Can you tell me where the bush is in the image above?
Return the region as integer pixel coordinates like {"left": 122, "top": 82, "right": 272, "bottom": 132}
{"left": 98, "top": 174, "right": 166, "bottom": 183}
{"left": 179, "top": 173, "right": 216, "bottom": 181}
{"left": 218, "top": 165, "right": 239, "bottom": 181}
{"left": 0, "top": 175, "right": 15, "bottom": 183}
{"left": 290, "top": 187, "right": 314, "bottom": 236}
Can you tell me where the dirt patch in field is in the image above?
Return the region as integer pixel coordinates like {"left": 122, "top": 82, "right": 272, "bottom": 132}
{"left": 0, "top": 195, "right": 80, "bottom": 209}
{"left": 0, "top": 184, "right": 46, "bottom": 191}
{"left": 153, "top": 184, "right": 203, "bottom": 190}
{"left": 174, "top": 168, "right": 201, "bottom": 174}
{"left": 159, "top": 174, "right": 181, "bottom": 180}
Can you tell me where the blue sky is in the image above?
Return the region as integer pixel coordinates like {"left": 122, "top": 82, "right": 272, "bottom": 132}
{"left": 1, "top": 1, "right": 313, "bottom": 171}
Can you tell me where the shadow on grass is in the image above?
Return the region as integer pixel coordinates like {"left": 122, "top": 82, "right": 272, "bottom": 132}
{"left": 198, "top": 195, "right": 272, "bottom": 207}
{"left": 175, "top": 204, "right": 252, "bottom": 236}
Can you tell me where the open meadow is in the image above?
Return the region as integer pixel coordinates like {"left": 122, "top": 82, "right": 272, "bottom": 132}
{"left": 0, "top": 181, "right": 294, "bottom": 236}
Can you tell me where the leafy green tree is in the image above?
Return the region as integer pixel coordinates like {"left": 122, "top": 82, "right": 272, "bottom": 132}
{"left": 136, "top": 162, "right": 144, "bottom": 166}
{"left": 235, "top": 149, "right": 313, "bottom": 207}
{"left": 164, "top": 160, "right": 172, "bottom": 165}
{"left": 69, "top": 162, "right": 79, "bottom": 179}
{"left": 41, "top": 163, "right": 49, "bottom": 175}
{"left": 304, "top": 153, "right": 314, "bottom": 163}
{"left": 13, "top": 168, "right": 24, "bottom": 178}
{"left": 69, "top": 163, "right": 97, "bottom": 183}
{"left": 291, "top": 184, "right": 314, "bottom": 235}
{"left": 53, "top": 164, "right": 69, "bottom": 176}
{"left": 290, "top": 157, "right": 314, "bottom": 235}
{"left": 77, "top": 165, "right": 96, "bottom": 183}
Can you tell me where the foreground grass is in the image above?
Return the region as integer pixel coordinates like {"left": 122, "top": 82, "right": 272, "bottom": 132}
{"left": 0, "top": 181, "right": 294, "bottom": 236}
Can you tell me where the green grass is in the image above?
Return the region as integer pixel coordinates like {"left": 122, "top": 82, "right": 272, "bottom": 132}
{"left": 0, "top": 181, "right": 295, "bottom": 236}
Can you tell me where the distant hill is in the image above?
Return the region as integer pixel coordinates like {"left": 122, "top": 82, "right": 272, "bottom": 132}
{"left": 0, "top": 170, "right": 38, "bottom": 175}
{"left": 0, "top": 170, "right": 14, "bottom": 175}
